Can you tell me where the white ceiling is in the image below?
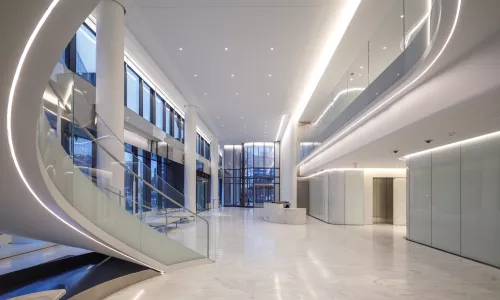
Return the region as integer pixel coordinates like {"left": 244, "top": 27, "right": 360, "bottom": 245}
{"left": 123, "top": 0, "right": 387, "bottom": 145}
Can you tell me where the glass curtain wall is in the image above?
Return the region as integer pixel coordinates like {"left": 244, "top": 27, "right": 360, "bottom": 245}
{"left": 223, "top": 142, "right": 280, "bottom": 207}
{"left": 61, "top": 23, "right": 200, "bottom": 147}
{"left": 124, "top": 143, "right": 185, "bottom": 214}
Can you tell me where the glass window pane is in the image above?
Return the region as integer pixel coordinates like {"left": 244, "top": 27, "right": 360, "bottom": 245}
{"left": 142, "top": 83, "right": 151, "bottom": 121}
{"left": 165, "top": 105, "right": 172, "bottom": 135}
{"left": 151, "top": 157, "right": 158, "bottom": 211}
{"left": 75, "top": 25, "right": 96, "bottom": 73}
{"left": 180, "top": 118, "right": 185, "bottom": 143}
{"left": 126, "top": 67, "right": 140, "bottom": 114}
{"left": 234, "top": 146, "right": 242, "bottom": 169}
{"left": 174, "top": 113, "right": 181, "bottom": 141}
{"left": 155, "top": 95, "right": 164, "bottom": 130}
{"left": 275, "top": 142, "right": 280, "bottom": 168}
{"left": 224, "top": 146, "right": 233, "bottom": 169}
{"left": 265, "top": 143, "right": 274, "bottom": 168}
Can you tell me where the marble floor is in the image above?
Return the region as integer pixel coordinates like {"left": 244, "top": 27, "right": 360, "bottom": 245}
{"left": 105, "top": 208, "right": 500, "bottom": 300}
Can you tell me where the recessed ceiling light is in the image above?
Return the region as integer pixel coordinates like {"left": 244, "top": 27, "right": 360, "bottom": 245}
{"left": 360, "top": 65, "right": 363, "bottom": 69}
{"left": 194, "top": 74, "right": 197, "bottom": 77}
{"left": 225, "top": 47, "right": 228, "bottom": 51}
{"left": 236, "top": 93, "right": 239, "bottom": 96}
{"left": 267, "top": 92, "right": 270, "bottom": 96}
{"left": 204, "top": 93, "right": 207, "bottom": 95}
{"left": 241, "top": 116, "right": 243, "bottom": 119}
{"left": 268, "top": 74, "right": 272, "bottom": 77}
{"left": 400, "top": 15, "right": 404, "bottom": 18}
{"left": 217, "top": 116, "right": 220, "bottom": 119}
{"left": 231, "top": 74, "right": 234, "bottom": 77}
{"left": 270, "top": 47, "right": 274, "bottom": 51}
{"left": 397, "top": 73, "right": 400, "bottom": 76}
{"left": 179, "top": 47, "right": 183, "bottom": 51}
{"left": 350, "top": 78, "right": 353, "bottom": 81}
{"left": 383, "top": 46, "right": 387, "bottom": 50}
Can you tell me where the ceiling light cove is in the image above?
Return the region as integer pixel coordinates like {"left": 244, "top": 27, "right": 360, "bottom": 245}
{"left": 293, "top": 0, "right": 361, "bottom": 121}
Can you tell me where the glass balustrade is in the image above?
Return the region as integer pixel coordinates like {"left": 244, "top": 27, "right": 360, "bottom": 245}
{"left": 299, "top": 0, "right": 441, "bottom": 163}
{"left": 38, "top": 72, "right": 216, "bottom": 264}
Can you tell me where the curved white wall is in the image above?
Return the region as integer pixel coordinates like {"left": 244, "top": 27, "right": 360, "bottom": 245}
{"left": 0, "top": 0, "right": 203, "bottom": 272}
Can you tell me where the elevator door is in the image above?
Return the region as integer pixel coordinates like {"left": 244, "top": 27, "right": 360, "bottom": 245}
{"left": 373, "top": 178, "right": 393, "bottom": 224}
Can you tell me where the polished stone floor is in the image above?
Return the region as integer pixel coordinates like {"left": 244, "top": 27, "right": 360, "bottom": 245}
{"left": 105, "top": 208, "right": 500, "bottom": 300}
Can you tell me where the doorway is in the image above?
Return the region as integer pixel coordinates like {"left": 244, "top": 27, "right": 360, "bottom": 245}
{"left": 373, "top": 178, "right": 393, "bottom": 224}
{"left": 253, "top": 183, "right": 274, "bottom": 208}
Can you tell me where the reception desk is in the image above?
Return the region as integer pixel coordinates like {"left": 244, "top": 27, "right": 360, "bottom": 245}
{"left": 262, "top": 203, "right": 306, "bottom": 225}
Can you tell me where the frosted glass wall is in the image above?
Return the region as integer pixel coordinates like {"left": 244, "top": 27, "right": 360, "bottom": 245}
{"left": 407, "top": 133, "right": 500, "bottom": 267}
{"left": 308, "top": 170, "right": 364, "bottom": 225}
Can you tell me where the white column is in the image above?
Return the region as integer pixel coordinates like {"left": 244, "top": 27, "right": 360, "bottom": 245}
{"left": 184, "top": 105, "right": 197, "bottom": 212}
{"left": 210, "top": 136, "right": 219, "bottom": 209}
{"left": 280, "top": 120, "right": 298, "bottom": 208}
{"left": 96, "top": 0, "right": 125, "bottom": 205}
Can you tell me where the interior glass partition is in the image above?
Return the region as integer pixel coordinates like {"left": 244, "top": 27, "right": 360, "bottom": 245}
{"left": 223, "top": 142, "right": 280, "bottom": 207}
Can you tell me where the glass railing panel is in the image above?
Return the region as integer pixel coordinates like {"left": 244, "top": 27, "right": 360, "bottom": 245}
{"left": 39, "top": 72, "right": 213, "bottom": 264}
{"left": 368, "top": 1, "right": 404, "bottom": 82}
{"left": 404, "top": 0, "right": 433, "bottom": 50}
{"left": 298, "top": 0, "right": 440, "bottom": 164}
{"left": 332, "top": 72, "right": 349, "bottom": 121}
{"left": 346, "top": 44, "right": 369, "bottom": 109}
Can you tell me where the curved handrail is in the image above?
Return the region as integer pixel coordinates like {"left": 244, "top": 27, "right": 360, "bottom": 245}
{"left": 48, "top": 78, "right": 187, "bottom": 201}
{"left": 47, "top": 78, "right": 211, "bottom": 260}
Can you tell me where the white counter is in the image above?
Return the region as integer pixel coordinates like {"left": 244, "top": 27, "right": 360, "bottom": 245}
{"left": 262, "top": 203, "right": 306, "bottom": 225}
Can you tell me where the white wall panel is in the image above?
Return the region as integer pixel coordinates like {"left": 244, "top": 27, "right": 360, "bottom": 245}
{"left": 344, "top": 170, "right": 364, "bottom": 225}
{"left": 308, "top": 174, "right": 328, "bottom": 222}
{"left": 328, "top": 171, "right": 345, "bottom": 224}
{"left": 409, "top": 153, "right": 432, "bottom": 245}
{"left": 393, "top": 178, "right": 407, "bottom": 226}
{"left": 431, "top": 145, "right": 461, "bottom": 254}
{"left": 461, "top": 135, "right": 500, "bottom": 267}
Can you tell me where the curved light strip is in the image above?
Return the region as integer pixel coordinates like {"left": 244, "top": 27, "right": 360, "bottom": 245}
{"left": 299, "top": 0, "right": 461, "bottom": 170}
{"left": 304, "top": 168, "right": 404, "bottom": 179}
{"left": 6, "top": 0, "right": 162, "bottom": 273}
{"left": 313, "top": 87, "right": 365, "bottom": 125}
{"left": 292, "top": 0, "right": 361, "bottom": 121}
{"left": 275, "top": 115, "right": 286, "bottom": 141}
{"left": 403, "top": 130, "right": 500, "bottom": 159}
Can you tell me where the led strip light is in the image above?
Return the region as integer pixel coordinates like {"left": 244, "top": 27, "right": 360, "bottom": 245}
{"left": 300, "top": 0, "right": 461, "bottom": 170}
{"left": 7, "top": 0, "right": 163, "bottom": 273}
{"left": 313, "top": 87, "right": 365, "bottom": 125}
